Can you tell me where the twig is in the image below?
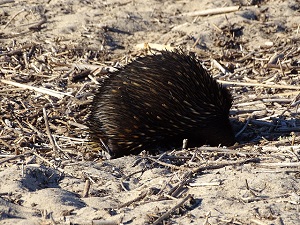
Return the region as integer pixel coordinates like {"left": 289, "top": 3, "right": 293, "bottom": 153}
{"left": 192, "top": 35, "right": 202, "bottom": 48}
{"left": 203, "top": 211, "right": 211, "bottom": 225}
{"left": 189, "top": 181, "right": 221, "bottom": 187}
{"left": 168, "top": 171, "right": 192, "bottom": 197}
{"left": 0, "top": 152, "right": 32, "bottom": 165}
{"left": 212, "top": 59, "right": 230, "bottom": 74}
{"left": 118, "top": 189, "right": 149, "bottom": 209}
{"left": 268, "top": 52, "right": 284, "bottom": 64}
{"left": 90, "top": 220, "right": 119, "bottom": 225}
{"left": 147, "top": 156, "right": 184, "bottom": 170}
{"left": 120, "top": 169, "right": 145, "bottom": 191}
{"left": 191, "top": 157, "right": 260, "bottom": 174}
{"left": 73, "top": 63, "right": 118, "bottom": 73}
{"left": 31, "top": 151, "right": 64, "bottom": 173}
{"left": 250, "top": 218, "right": 269, "bottom": 225}
{"left": 195, "top": 146, "right": 257, "bottom": 156}
{"left": 267, "top": 63, "right": 300, "bottom": 71}
{"left": 179, "top": 6, "right": 239, "bottom": 17}
{"left": 28, "top": 17, "right": 47, "bottom": 31}
{"left": 3, "top": 8, "right": 25, "bottom": 29}
{"left": 82, "top": 179, "right": 91, "bottom": 198}
{"left": 218, "top": 80, "right": 300, "bottom": 90}
{"left": 0, "top": 43, "right": 37, "bottom": 56}
{"left": 43, "top": 108, "right": 59, "bottom": 153}
{"left": 149, "top": 154, "right": 260, "bottom": 173}
{"left": 235, "top": 117, "right": 251, "bottom": 138}
{"left": 152, "top": 194, "right": 192, "bottom": 225}
{"left": 0, "top": 79, "right": 72, "bottom": 98}
{"left": 0, "top": 138, "right": 12, "bottom": 149}
{"left": 0, "top": 0, "right": 15, "bottom": 5}
{"left": 259, "top": 162, "right": 300, "bottom": 167}
{"left": 135, "top": 42, "right": 175, "bottom": 51}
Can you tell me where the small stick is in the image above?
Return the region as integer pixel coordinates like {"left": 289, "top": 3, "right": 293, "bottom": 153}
{"left": 25, "top": 155, "right": 36, "bottom": 165}
{"left": 168, "top": 171, "right": 192, "bottom": 197}
{"left": 28, "top": 17, "right": 47, "bottom": 31}
{"left": 254, "top": 168, "right": 300, "bottom": 173}
{"left": 212, "top": 59, "right": 230, "bottom": 74}
{"left": 43, "top": 108, "right": 59, "bottom": 153}
{"left": 180, "top": 6, "right": 239, "bottom": 17}
{"left": 267, "top": 64, "right": 300, "bottom": 71}
{"left": 290, "top": 92, "right": 300, "bottom": 107}
{"left": 82, "top": 179, "right": 91, "bottom": 198}
{"left": 217, "top": 80, "right": 300, "bottom": 90}
{"left": 3, "top": 8, "right": 25, "bottom": 29}
{"left": 191, "top": 157, "right": 260, "bottom": 174}
{"left": 189, "top": 181, "right": 221, "bottom": 187}
{"left": 241, "top": 196, "right": 269, "bottom": 203}
{"left": 259, "top": 162, "right": 300, "bottom": 167}
{"left": 235, "top": 117, "right": 251, "bottom": 138}
{"left": 88, "top": 74, "right": 100, "bottom": 85}
{"left": 203, "top": 211, "right": 211, "bottom": 225}
{"left": 152, "top": 194, "right": 192, "bottom": 225}
{"left": 120, "top": 169, "right": 145, "bottom": 191}
{"left": 250, "top": 218, "right": 269, "bottom": 225}
{"left": 0, "top": 79, "right": 72, "bottom": 98}
{"left": 182, "top": 139, "right": 188, "bottom": 149}
{"left": 268, "top": 52, "right": 284, "bottom": 64}
{"left": 276, "top": 217, "right": 285, "bottom": 225}
{"left": 0, "top": 43, "right": 37, "bottom": 56}
{"left": 278, "top": 60, "right": 286, "bottom": 77}
{"left": 0, "top": 152, "right": 32, "bottom": 165}
{"left": 21, "top": 164, "right": 24, "bottom": 177}
{"left": 148, "top": 156, "right": 260, "bottom": 173}
{"left": 157, "top": 174, "right": 175, "bottom": 196}
{"left": 195, "top": 146, "right": 257, "bottom": 156}
{"left": 91, "top": 220, "right": 119, "bottom": 225}
{"left": 245, "top": 179, "right": 258, "bottom": 197}
{"left": 31, "top": 151, "right": 64, "bottom": 173}
{"left": 73, "top": 63, "right": 118, "bottom": 73}
{"left": 192, "top": 35, "right": 202, "bottom": 48}
{"left": 135, "top": 42, "right": 175, "bottom": 51}
{"left": 118, "top": 189, "right": 148, "bottom": 208}
{"left": 147, "top": 156, "right": 184, "bottom": 170}
{"left": 0, "top": 138, "right": 12, "bottom": 149}
{"left": 0, "top": 0, "right": 15, "bottom": 5}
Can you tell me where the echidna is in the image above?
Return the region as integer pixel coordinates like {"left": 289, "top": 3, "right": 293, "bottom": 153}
{"left": 88, "top": 50, "right": 235, "bottom": 158}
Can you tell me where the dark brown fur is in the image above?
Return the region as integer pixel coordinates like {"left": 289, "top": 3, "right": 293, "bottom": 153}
{"left": 88, "top": 51, "right": 234, "bottom": 158}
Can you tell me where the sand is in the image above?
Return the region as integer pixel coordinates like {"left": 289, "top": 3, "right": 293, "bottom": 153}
{"left": 0, "top": 0, "right": 300, "bottom": 224}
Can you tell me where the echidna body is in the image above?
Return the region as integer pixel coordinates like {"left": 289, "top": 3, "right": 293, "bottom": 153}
{"left": 88, "top": 51, "right": 234, "bottom": 158}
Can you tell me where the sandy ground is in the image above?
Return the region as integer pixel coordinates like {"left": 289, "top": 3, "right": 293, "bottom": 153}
{"left": 0, "top": 0, "right": 300, "bottom": 224}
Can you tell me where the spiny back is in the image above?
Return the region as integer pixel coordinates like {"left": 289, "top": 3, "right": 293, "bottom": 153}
{"left": 88, "top": 51, "right": 234, "bottom": 158}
